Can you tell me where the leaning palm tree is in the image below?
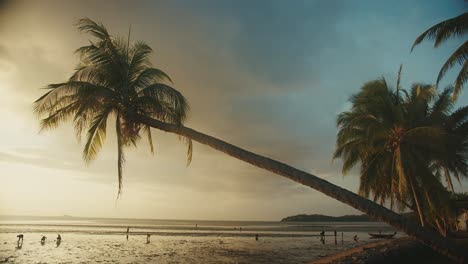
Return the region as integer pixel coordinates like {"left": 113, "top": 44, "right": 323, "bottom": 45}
{"left": 35, "top": 19, "right": 192, "bottom": 196}
{"left": 334, "top": 77, "right": 468, "bottom": 236}
{"left": 34, "top": 19, "right": 466, "bottom": 262}
{"left": 411, "top": 12, "right": 468, "bottom": 99}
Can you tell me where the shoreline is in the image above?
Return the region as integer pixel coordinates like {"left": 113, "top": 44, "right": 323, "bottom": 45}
{"left": 310, "top": 237, "right": 455, "bottom": 264}
{"left": 310, "top": 239, "right": 396, "bottom": 264}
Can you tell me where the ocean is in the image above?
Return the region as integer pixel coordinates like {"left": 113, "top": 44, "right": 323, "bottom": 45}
{"left": 0, "top": 215, "right": 400, "bottom": 263}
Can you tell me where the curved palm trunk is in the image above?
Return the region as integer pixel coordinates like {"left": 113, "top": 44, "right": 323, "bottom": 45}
{"left": 137, "top": 114, "right": 465, "bottom": 263}
{"left": 409, "top": 178, "right": 425, "bottom": 227}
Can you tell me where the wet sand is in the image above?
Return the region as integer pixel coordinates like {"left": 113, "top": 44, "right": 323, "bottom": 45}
{"left": 310, "top": 237, "right": 456, "bottom": 264}
{"left": 0, "top": 217, "right": 400, "bottom": 263}
{"left": 0, "top": 232, "right": 375, "bottom": 263}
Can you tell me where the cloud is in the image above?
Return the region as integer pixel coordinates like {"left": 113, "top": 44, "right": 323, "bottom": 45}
{"left": 0, "top": 44, "right": 9, "bottom": 59}
{"left": 0, "top": 150, "right": 74, "bottom": 170}
{"left": 0, "top": 0, "right": 466, "bottom": 219}
{"left": 169, "top": 0, "right": 348, "bottom": 87}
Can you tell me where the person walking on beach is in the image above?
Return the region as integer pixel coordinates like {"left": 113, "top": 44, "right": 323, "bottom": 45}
{"left": 255, "top": 234, "right": 259, "bottom": 241}
{"left": 16, "top": 234, "right": 23, "bottom": 248}
{"left": 56, "top": 234, "right": 62, "bottom": 247}
{"left": 41, "top": 235, "right": 46, "bottom": 245}
{"left": 320, "top": 230, "right": 326, "bottom": 244}
{"left": 126, "top": 227, "right": 130, "bottom": 241}
{"left": 146, "top": 234, "right": 151, "bottom": 244}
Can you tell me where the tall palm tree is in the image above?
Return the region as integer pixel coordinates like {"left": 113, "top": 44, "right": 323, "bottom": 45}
{"left": 334, "top": 77, "right": 468, "bottom": 236}
{"left": 411, "top": 12, "right": 468, "bottom": 99}
{"left": 34, "top": 19, "right": 465, "bottom": 262}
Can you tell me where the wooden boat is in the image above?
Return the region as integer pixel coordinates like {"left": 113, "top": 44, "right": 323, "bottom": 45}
{"left": 368, "top": 232, "right": 396, "bottom": 239}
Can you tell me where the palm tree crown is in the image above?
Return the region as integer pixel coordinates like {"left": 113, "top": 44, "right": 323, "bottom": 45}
{"left": 334, "top": 75, "right": 468, "bottom": 235}
{"left": 34, "top": 18, "right": 192, "bottom": 197}
{"left": 411, "top": 12, "right": 468, "bottom": 99}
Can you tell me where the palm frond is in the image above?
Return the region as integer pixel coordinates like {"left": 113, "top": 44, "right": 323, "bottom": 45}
{"left": 40, "top": 102, "right": 80, "bottom": 131}
{"left": 184, "top": 137, "right": 193, "bottom": 166}
{"left": 132, "top": 68, "right": 173, "bottom": 89}
{"left": 116, "top": 115, "right": 125, "bottom": 198}
{"left": 454, "top": 57, "right": 468, "bottom": 100}
{"left": 75, "top": 18, "right": 111, "bottom": 41}
{"left": 142, "top": 125, "right": 154, "bottom": 154}
{"left": 128, "top": 42, "right": 153, "bottom": 77}
{"left": 83, "top": 107, "right": 112, "bottom": 162}
{"left": 437, "top": 41, "right": 468, "bottom": 86}
{"left": 411, "top": 12, "right": 468, "bottom": 50}
{"left": 430, "top": 86, "right": 453, "bottom": 121}
{"left": 138, "top": 83, "right": 190, "bottom": 123}
{"left": 396, "top": 64, "right": 403, "bottom": 101}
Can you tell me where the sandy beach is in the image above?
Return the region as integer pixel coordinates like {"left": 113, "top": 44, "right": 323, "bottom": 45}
{"left": 310, "top": 237, "right": 456, "bottom": 264}
{"left": 0, "top": 217, "right": 400, "bottom": 263}
{"left": 0, "top": 232, "right": 379, "bottom": 263}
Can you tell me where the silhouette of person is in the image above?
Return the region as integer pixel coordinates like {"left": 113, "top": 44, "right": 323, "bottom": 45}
{"left": 16, "top": 234, "right": 23, "bottom": 249}
{"left": 353, "top": 235, "right": 359, "bottom": 242}
{"left": 255, "top": 234, "right": 259, "bottom": 241}
{"left": 41, "top": 235, "right": 46, "bottom": 246}
{"left": 320, "top": 231, "right": 325, "bottom": 238}
{"left": 146, "top": 234, "right": 151, "bottom": 244}
{"left": 126, "top": 227, "right": 130, "bottom": 241}
{"left": 56, "top": 234, "right": 62, "bottom": 247}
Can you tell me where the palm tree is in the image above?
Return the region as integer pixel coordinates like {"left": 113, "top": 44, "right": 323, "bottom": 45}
{"left": 430, "top": 90, "right": 468, "bottom": 193}
{"left": 334, "top": 76, "right": 468, "bottom": 236}
{"left": 411, "top": 12, "right": 468, "bottom": 99}
{"left": 35, "top": 20, "right": 192, "bottom": 196}
{"left": 34, "top": 19, "right": 465, "bottom": 262}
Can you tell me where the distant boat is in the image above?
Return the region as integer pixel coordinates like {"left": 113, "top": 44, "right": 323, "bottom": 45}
{"left": 368, "top": 232, "right": 396, "bottom": 239}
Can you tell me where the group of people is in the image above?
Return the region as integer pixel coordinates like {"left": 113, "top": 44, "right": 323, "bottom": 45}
{"left": 16, "top": 234, "right": 62, "bottom": 248}
{"left": 126, "top": 227, "right": 151, "bottom": 244}
{"left": 318, "top": 230, "right": 357, "bottom": 244}
{"left": 126, "top": 226, "right": 259, "bottom": 243}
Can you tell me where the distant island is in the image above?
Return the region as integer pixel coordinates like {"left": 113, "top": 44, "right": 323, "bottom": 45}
{"left": 281, "top": 214, "right": 373, "bottom": 222}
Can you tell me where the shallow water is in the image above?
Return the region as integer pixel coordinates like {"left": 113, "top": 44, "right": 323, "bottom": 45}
{"left": 0, "top": 216, "right": 401, "bottom": 263}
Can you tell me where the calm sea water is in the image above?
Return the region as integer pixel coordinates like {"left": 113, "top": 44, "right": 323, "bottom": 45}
{"left": 0, "top": 216, "right": 400, "bottom": 263}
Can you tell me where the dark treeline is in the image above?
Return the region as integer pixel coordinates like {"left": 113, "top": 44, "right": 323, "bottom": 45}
{"left": 281, "top": 214, "right": 373, "bottom": 222}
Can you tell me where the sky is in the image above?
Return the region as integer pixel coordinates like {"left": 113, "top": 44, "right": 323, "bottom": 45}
{"left": 0, "top": 0, "right": 467, "bottom": 221}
